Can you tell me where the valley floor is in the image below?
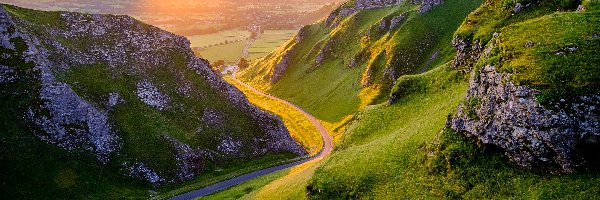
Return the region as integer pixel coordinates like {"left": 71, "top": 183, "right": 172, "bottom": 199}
{"left": 167, "top": 75, "right": 334, "bottom": 199}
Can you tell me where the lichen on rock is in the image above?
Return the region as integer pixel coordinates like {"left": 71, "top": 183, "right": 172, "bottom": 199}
{"left": 126, "top": 162, "right": 164, "bottom": 184}
{"left": 449, "top": 65, "right": 600, "bottom": 172}
{"left": 136, "top": 80, "right": 171, "bottom": 110}
{"left": 418, "top": 0, "right": 444, "bottom": 13}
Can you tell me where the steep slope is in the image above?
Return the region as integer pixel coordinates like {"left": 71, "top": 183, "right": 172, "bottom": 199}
{"left": 239, "top": 0, "right": 483, "bottom": 128}
{"left": 0, "top": 4, "right": 305, "bottom": 198}
{"left": 307, "top": 0, "right": 600, "bottom": 199}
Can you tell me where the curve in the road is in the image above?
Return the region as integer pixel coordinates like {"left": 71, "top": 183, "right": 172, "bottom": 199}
{"left": 170, "top": 77, "right": 333, "bottom": 200}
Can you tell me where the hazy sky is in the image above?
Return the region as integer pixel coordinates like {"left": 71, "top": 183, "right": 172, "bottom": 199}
{"left": 1, "top": 0, "right": 341, "bottom": 15}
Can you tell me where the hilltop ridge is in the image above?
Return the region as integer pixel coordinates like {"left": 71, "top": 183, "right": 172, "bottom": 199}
{"left": 0, "top": 4, "right": 305, "bottom": 198}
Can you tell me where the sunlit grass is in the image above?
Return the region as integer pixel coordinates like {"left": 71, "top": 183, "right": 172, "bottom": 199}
{"left": 201, "top": 147, "right": 328, "bottom": 200}
{"left": 225, "top": 77, "right": 323, "bottom": 156}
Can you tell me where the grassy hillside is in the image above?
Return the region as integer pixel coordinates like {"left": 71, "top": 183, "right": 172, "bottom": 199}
{"left": 219, "top": 0, "right": 600, "bottom": 199}
{"left": 307, "top": 0, "right": 600, "bottom": 199}
{"left": 0, "top": 34, "right": 148, "bottom": 199}
{"left": 0, "top": 4, "right": 302, "bottom": 199}
{"left": 239, "top": 0, "right": 483, "bottom": 125}
{"left": 308, "top": 64, "right": 600, "bottom": 199}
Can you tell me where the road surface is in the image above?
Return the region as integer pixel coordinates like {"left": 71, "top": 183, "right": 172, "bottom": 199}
{"left": 170, "top": 77, "right": 333, "bottom": 200}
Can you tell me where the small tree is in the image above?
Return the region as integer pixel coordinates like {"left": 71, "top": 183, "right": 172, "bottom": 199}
{"left": 211, "top": 60, "right": 226, "bottom": 72}
{"left": 238, "top": 58, "right": 249, "bottom": 70}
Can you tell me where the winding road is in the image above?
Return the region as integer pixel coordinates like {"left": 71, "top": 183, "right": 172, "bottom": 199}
{"left": 170, "top": 76, "right": 333, "bottom": 200}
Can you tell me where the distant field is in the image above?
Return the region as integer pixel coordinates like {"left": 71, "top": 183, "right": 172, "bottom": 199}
{"left": 196, "top": 29, "right": 297, "bottom": 64}
{"left": 187, "top": 29, "right": 251, "bottom": 48}
{"left": 248, "top": 30, "right": 297, "bottom": 60}
{"left": 196, "top": 41, "right": 247, "bottom": 64}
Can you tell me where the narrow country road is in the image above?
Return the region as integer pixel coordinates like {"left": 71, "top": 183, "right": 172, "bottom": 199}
{"left": 170, "top": 76, "right": 333, "bottom": 200}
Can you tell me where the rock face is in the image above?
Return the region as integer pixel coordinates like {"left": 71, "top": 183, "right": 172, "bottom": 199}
{"left": 126, "top": 162, "right": 164, "bottom": 184}
{"left": 270, "top": 28, "right": 307, "bottom": 84}
{"left": 1, "top": 7, "right": 121, "bottom": 162}
{"left": 271, "top": 49, "right": 294, "bottom": 83}
{"left": 165, "top": 136, "right": 212, "bottom": 182}
{"left": 389, "top": 13, "right": 408, "bottom": 29}
{"left": 0, "top": 5, "right": 305, "bottom": 185}
{"left": 449, "top": 65, "right": 600, "bottom": 172}
{"left": 325, "top": 0, "right": 442, "bottom": 27}
{"left": 315, "top": 38, "right": 335, "bottom": 67}
{"left": 514, "top": 3, "right": 524, "bottom": 13}
{"left": 0, "top": 64, "right": 15, "bottom": 83}
{"left": 377, "top": 12, "right": 408, "bottom": 31}
{"left": 29, "top": 82, "right": 120, "bottom": 162}
{"left": 136, "top": 80, "right": 171, "bottom": 110}
{"left": 419, "top": 0, "right": 444, "bottom": 13}
{"left": 451, "top": 35, "right": 485, "bottom": 72}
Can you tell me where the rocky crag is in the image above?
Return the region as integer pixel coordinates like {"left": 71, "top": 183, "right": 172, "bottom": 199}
{"left": 450, "top": 65, "right": 600, "bottom": 172}
{"left": 448, "top": 1, "right": 600, "bottom": 172}
{"left": 0, "top": 3, "right": 305, "bottom": 188}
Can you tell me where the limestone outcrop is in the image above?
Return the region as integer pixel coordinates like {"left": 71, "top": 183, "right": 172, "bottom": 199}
{"left": 0, "top": 5, "right": 306, "bottom": 185}
{"left": 449, "top": 65, "right": 600, "bottom": 172}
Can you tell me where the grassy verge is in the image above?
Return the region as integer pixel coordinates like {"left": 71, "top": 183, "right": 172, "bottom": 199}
{"left": 201, "top": 149, "right": 327, "bottom": 200}
{"left": 199, "top": 169, "right": 291, "bottom": 200}
{"left": 157, "top": 153, "right": 299, "bottom": 199}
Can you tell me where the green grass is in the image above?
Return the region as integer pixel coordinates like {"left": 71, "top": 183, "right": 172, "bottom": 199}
{"left": 425, "top": 128, "right": 600, "bottom": 199}
{"left": 305, "top": 1, "right": 600, "bottom": 199}
{"left": 492, "top": 10, "right": 600, "bottom": 104}
{"left": 199, "top": 169, "right": 291, "bottom": 200}
{"left": 454, "top": 0, "right": 600, "bottom": 104}
{"left": 157, "top": 153, "right": 298, "bottom": 199}
{"left": 202, "top": 152, "right": 326, "bottom": 200}
{"left": 308, "top": 64, "right": 600, "bottom": 199}
{"left": 308, "top": 65, "right": 469, "bottom": 199}
{"left": 240, "top": 0, "right": 483, "bottom": 126}
{"left": 210, "top": 1, "right": 600, "bottom": 199}
{"left": 454, "top": 0, "right": 581, "bottom": 45}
